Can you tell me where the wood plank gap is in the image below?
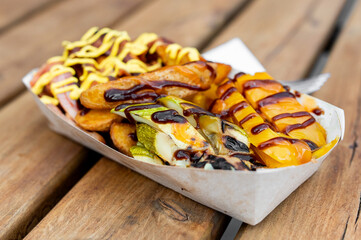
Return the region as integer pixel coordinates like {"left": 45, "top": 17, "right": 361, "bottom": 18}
{"left": 308, "top": 0, "right": 358, "bottom": 77}
{"left": 198, "top": 0, "right": 254, "bottom": 52}
{"left": 236, "top": 0, "right": 361, "bottom": 237}
{"left": 106, "top": 0, "right": 158, "bottom": 29}
{"left": 16, "top": 151, "right": 100, "bottom": 240}
{"left": 0, "top": 0, "right": 148, "bottom": 110}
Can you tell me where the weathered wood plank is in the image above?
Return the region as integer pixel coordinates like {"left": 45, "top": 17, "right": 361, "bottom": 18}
{"left": 207, "top": 0, "right": 346, "bottom": 80}
{"left": 0, "top": 92, "right": 96, "bottom": 240}
{"left": 25, "top": 158, "right": 229, "bottom": 239}
{"left": 2, "top": 0, "right": 247, "bottom": 238}
{"left": 0, "top": 0, "right": 59, "bottom": 32}
{"left": 115, "top": 0, "right": 248, "bottom": 47}
{"left": 0, "top": 1, "right": 147, "bottom": 238}
{"left": 19, "top": 1, "right": 250, "bottom": 238}
{"left": 236, "top": 1, "right": 361, "bottom": 239}
{"left": 0, "top": 0, "right": 145, "bottom": 107}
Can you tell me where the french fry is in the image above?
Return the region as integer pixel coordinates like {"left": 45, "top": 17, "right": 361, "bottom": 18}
{"left": 110, "top": 122, "right": 137, "bottom": 156}
{"left": 75, "top": 109, "right": 123, "bottom": 132}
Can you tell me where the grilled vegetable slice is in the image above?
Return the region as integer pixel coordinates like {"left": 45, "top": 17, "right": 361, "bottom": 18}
{"left": 130, "top": 143, "right": 164, "bottom": 165}
{"left": 210, "top": 80, "right": 312, "bottom": 168}
{"left": 136, "top": 123, "right": 189, "bottom": 167}
{"left": 112, "top": 103, "right": 214, "bottom": 164}
{"left": 234, "top": 72, "right": 327, "bottom": 149}
{"left": 158, "top": 96, "right": 250, "bottom": 155}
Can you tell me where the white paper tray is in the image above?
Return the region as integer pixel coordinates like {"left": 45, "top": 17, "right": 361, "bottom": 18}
{"left": 23, "top": 39, "right": 345, "bottom": 225}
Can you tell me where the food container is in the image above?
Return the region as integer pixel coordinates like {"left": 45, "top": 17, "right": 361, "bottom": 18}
{"left": 23, "top": 39, "right": 345, "bottom": 225}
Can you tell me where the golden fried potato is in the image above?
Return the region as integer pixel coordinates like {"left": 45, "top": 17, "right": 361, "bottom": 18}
{"left": 75, "top": 109, "right": 123, "bottom": 132}
{"left": 207, "top": 62, "right": 232, "bottom": 84}
{"left": 80, "top": 61, "right": 224, "bottom": 109}
{"left": 80, "top": 77, "right": 145, "bottom": 109}
{"left": 110, "top": 122, "right": 137, "bottom": 156}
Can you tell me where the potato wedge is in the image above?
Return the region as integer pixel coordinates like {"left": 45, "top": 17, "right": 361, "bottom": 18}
{"left": 110, "top": 122, "right": 137, "bottom": 156}
{"left": 75, "top": 109, "right": 123, "bottom": 132}
{"left": 207, "top": 62, "right": 232, "bottom": 85}
{"left": 80, "top": 61, "right": 222, "bottom": 109}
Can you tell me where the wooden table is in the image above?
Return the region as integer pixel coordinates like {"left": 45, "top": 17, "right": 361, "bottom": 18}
{"left": 0, "top": 0, "right": 360, "bottom": 239}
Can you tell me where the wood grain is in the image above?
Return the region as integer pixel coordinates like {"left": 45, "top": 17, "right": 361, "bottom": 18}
{"left": 207, "top": 0, "right": 346, "bottom": 80}
{"left": 25, "top": 158, "right": 229, "bottom": 240}
{"left": 115, "top": 0, "right": 248, "bottom": 47}
{"left": 1, "top": 0, "right": 248, "bottom": 238}
{"left": 237, "top": 0, "right": 361, "bottom": 239}
{"left": 0, "top": 93, "right": 97, "bottom": 240}
{"left": 0, "top": 0, "right": 145, "bottom": 107}
{"left": 19, "top": 1, "right": 252, "bottom": 238}
{"left": 0, "top": 0, "right": 59, "bottom": 32}
{"left": 0, "top": 1, "right": 146, "bottom": 238}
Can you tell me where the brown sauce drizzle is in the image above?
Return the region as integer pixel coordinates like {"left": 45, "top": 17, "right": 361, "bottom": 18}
{"left": 220, "top": 87, "right": 237, "bottom": 100}
{"left": 184, "top": 61, "right": 216, "bottom": 80}
{"left": 257, "top": 91, "right": 295, "bottom": 108}
{"left": 181, "top": 102, "right": 214, "bottom": 117}
{"left": 258, "top": 137, "right": 303, "bottom": 150}
{"left": 303, "top": 139, "right": 319, "bottom": 151}
{"left": 272, "top": 111, "right": 311, "bottom": 121}
{"left": 151, "top": 109, "right": 187, "bottom": 124}
{"left": 208, "top": 99, "right": 219, "bottom": 112}
{"left": 174, "top": 150, "right": 204, "bottom": 163}
{"left": 312, "top": 107, "right": 324, "bottom": 116}
{"left": 128, "top": 133, "right": 138, "bottom": 142}
{"left": 217, "top": 101, "right": 249, "bottom": 119}
{"left": 294, "top": 91, "right": 301, "bottom": 98}
{"left": 116, "top": 104, "right": 163, "bottom": 123}
{"left": 243, "top": 79, "right": 280, "bottom": 93}
{"left": 229, "top": 101, "right": 249, "bottom": 114}
{"left": 239, "top": 113, "right": 257, "bottom": 125}
{"left": 104, "top": 80, "right": 208, "bottom": 102}
{"left": 284, "top": 117, "right": 315, "bottom": 134}
{"left": 251, "top": 123, "right": 270, "bottom": 135}
{"left": 283, "top": 85, "right": 290, "bottom": 92}
{"left": 233, "top": 72, "right": 246, "bottom": 81}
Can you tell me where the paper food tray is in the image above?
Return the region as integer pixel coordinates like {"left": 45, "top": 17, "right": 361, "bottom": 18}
{"left": 22, "top": 38, "right": 345, "bottom": 225}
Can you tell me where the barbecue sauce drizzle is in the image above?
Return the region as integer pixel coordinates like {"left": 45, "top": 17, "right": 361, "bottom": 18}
{"left": 212, "top": 75, "right": 322, "bottom": 152}
{"left": 104, "top": 80, "right": 208, "bottom": 102}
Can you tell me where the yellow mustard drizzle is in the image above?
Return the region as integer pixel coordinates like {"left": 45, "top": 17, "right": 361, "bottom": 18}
{"left": 32, "top": 65, "right": 75, "bottom": 95}
{"left": 39, "top": 95, "right": 59, "bottom": 105}
{"left": 34, "top": 27, "right": 202, "bottom": 105}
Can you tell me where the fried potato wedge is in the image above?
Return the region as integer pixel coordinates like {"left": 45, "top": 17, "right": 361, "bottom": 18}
{"left": 110, "top": 122, "right": 137, "bottom": 156}
{"left": 207, "top": 62, "right": 232, "bottom": 85}
{"left": 80, "top": 61, "right": 225, "bottom": 109}
{"left": 75, "top": 109, "right": 123, "bottom": 132}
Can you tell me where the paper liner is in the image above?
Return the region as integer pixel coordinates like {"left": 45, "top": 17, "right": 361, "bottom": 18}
{"left": 22, "top": 39, "right": 345, "bottom": 225}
